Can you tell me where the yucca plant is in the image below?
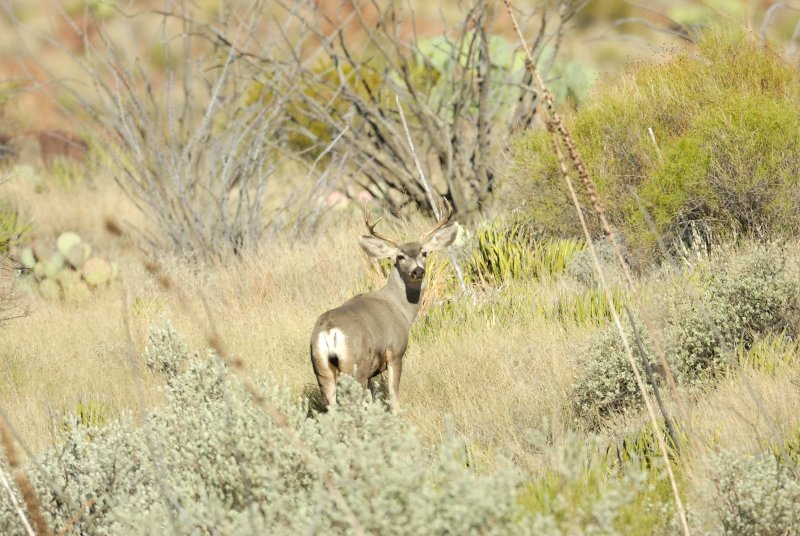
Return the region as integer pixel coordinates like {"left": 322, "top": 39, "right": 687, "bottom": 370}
{"left": 736, "top": 331, "right": 798, "bottom": 374}
{"left": 546, "top": 286, "right": 625, "bottom": 325}
{"left": 469, "top": 219, "right": 585, "bottom": 284}
{"left": 607, "top": 419, "right": 684, "bottom": 470}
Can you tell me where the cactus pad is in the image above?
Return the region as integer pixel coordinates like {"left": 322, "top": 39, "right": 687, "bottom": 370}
{"left": 39, "top": 278, "right": 61, "bottom": 300}
{"left": 57, "top": 232, "right": 82, "bottom": 257}
{"left": 43, "top": 253, "right": 65, "bottom": 278}
{"left": 20, "top": 247, "right": 36, "bottom": 269}
{"left": 82, "top": 258, "right": 113, "bottom": 287}
{"left": 65, "top": 243, "right": 91, "bottom": 268}
{"left": 63, "top": 280, "right": 92, "bottom": 302}
{"left": 57, "top": 269, "right": 81, "bottom": 288}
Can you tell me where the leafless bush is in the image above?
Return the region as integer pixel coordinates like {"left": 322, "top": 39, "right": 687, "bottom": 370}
{"left": 5, "top": 2, "right": 308, "bottom": 257}
{"left": 204, "top": 0, "right": 585, "bottom": 218}
{"left": 6, "top": 0, "right": 583, "bottom": 252}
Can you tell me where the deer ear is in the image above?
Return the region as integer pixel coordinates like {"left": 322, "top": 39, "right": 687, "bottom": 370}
{"left": 359, "top": 236, "right": 398, "bottom": 259}
{"left": 423, "top": 222, "right": 459, "bottom": 251}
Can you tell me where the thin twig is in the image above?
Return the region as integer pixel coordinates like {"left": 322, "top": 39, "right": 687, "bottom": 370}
{"left": 624, "top": 304, "right": 681, "bottom": 452}
{"left": 0, "top": 464, "right": 34, "bottom": 536}
{"left": 0, "top": 420, "right": 49, "bottom": 536}
{"left": 395, "top": 96, "right": 467, "bottom": 293}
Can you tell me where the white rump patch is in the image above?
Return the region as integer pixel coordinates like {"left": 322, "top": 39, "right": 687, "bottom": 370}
{"left": 317, "top": 328, "right": 347, "bottom": 362}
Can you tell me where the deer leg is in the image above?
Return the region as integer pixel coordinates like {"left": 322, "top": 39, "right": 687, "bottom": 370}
{"left": 317, "top": 366, "right": 338, "bottom": 408}
{"left": 386, "top": 355, "right": 403, "bottom": 414}
{"left": 312, "top": 354, "right": 338, "bottom": 408}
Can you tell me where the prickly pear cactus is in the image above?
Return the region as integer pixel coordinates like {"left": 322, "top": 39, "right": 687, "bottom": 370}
{"left": 56, "top": 269, "right": 81, "bottom": 288}
{"left": 17, "top": 231, "right": 118, "bottom": 301}
{"left": 38, "top": 278, "right": 60, "bottom": 300}
{"left": 42, "top": 253, "right": 65, "bottom": 278}
{"left": 20, "top": 247, "right": 36, "bottom": 269}
{"left": 56, "top": 232, "right": 81, "bottom": 257}
{"left": 82, "top": 258, "right": 112, "bottom": 287}
{"left": 58, "top": 232, "right": 91, "bottom": 268}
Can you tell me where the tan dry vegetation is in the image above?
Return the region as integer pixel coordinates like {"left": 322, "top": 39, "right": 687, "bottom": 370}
{"left": 690, "top": 369, "right": 800, "bottom": 457}
{"left": 1, "top": 172, "right": 599, "bottom": 460}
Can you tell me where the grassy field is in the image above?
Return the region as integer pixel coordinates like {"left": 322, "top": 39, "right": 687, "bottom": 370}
{"left": 2, "top": 1, "right": 800, "bottom": 534}
{"left": 5, "top": 162, "right": 800, "bottom": 533}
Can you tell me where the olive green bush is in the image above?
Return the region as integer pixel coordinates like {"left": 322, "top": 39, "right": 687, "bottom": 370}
{"left": 508, "top": 26, "right": 800, "bottom": 263}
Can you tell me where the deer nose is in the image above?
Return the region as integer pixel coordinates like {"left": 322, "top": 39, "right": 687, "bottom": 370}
{"left": 411, "top": 267, "right": 424, "bottom": 279}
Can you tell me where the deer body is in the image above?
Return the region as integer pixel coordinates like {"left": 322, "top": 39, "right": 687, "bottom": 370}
{"left": 310, "top": 205, "right": 458, "bottom": 412}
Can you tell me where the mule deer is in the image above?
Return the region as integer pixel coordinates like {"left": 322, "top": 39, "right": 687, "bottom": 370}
{"left": 310, "top": 201, "right": 459, "bottom": 412}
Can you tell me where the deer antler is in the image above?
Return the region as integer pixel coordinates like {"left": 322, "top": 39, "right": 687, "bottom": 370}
{"left": 421, "top": 196, "right": 454, "bottom": 242}
{"left": 363, "top": 203, "right": 399, "bottom": 246}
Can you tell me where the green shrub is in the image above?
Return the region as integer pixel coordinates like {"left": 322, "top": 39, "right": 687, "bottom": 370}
{"left": 0, "top": 325, "right": 530, "bottom": 535}
{"left": 714, "top": 450, "right": 800, "bottom": 535}
{"left": 570, "top": 314, "right": 657, "bottom": 428}
{"left": 509, "top": 26, "right": 800, "bottom": 263}
{"left": 666, "top": 242, "right": 800, "bottom": 390}
{"left": 572, "top": 242, "right": 800, "bottom": 427}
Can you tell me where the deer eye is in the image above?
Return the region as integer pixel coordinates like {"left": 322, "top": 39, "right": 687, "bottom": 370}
{"left": 421, "top": 251, "right": 428, "bottom": 258}
{"left": 397, "top": 254, "right": 406, "bottom": 261}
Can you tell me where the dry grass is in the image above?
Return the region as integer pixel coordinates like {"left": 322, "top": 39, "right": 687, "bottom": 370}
{"left": 0, "top": 171, "right": 593, "bottom": 460}
{"left": 5, "top": 174, "right": 800, "bottom": 475}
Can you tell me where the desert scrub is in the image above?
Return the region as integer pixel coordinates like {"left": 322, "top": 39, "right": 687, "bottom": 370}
{"left": 570, "top": 313, "right": 658, "bottom": 428}
{"left": 506, "top": 25, "right": 800, "bottom": 263}
{"left": 144, "top": 320, "right": 190, "bottom": 377}
{"left": 567, "top": 236, "right": 626, "bottom": 286}
{"left": 571, "top": 241, "right": 800, "bottom": 427}
{"left": 0, "top": 325, "right": 530, "bottom": 535}
{"left": 713, "top": 450, "right": 800, "bottom": 535}
{"left": 666, "top": 241, "right": 800, "bottom": 390}
{"left": 0, "top": 204, "right": 26, "bottom": 254}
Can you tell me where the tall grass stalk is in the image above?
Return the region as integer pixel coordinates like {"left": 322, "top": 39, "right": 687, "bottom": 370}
{"left": 0, "top": 421, "right": 47, "bottom": 536}
{"left": 0, "top": 466, "right": 33, "bottom": 536}
{"left": 503, "top": 1, "right": 691, "bottom": 533}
